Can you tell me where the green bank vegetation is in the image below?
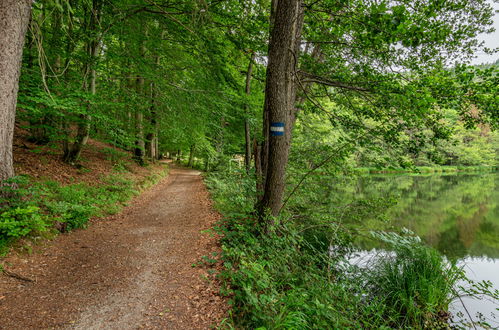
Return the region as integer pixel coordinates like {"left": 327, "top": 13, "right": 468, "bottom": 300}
{"left": 206, "top": 167, "right": 499, "bottom": 328}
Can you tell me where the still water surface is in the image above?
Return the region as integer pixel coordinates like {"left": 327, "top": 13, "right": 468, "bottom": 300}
{"left": 332, "top": 173, "right": 498, "bottom": 326}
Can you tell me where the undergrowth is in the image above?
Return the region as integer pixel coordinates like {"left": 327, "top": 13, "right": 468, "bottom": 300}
{"left": 0, "top": 163, "right": 168, "bottom": 255}
{"left": 205, "top": 168, "right": 497, "bottom": 329}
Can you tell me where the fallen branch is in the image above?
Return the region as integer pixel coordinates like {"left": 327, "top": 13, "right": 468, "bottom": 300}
{"left": 2, "top": 269, "right": 35, "bottom": 283}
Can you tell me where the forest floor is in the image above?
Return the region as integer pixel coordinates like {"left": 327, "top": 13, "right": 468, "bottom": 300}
{"left": 0, "top": 129, "right": 227, "bottom": 329}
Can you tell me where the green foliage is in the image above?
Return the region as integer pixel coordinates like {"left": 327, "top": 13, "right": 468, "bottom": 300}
{"left": 367, "top": 231, "right": 461, "bottom": 328}
{"left": 41, "top": 175, "right": 136, "bottom": 229}
{"left": 14, "top": 0, "right": 497, "bottom": 171}
{"left": 101, "top": 147, "right": 129, "bottom": 164}
{"left": 291, "top": 106, "right": 498, "bottom": 172}
{"left": 0, "top": 206, "right": 48, "bottom": 239}
{"left": 205, "top": 168, "right": 494, "bottom": 329}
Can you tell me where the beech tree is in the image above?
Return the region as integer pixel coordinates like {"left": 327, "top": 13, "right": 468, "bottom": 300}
{"left": 256, "top": 0, "right": 496, "bottom": 219}
{"left": 63, "top": 0, "right": 103, "bottom": 163}
{"left": 0, "top": 0, "right": 31, "bottom": 181}
{"left": 257, "top": 0, "right": 304, "bottom": 217}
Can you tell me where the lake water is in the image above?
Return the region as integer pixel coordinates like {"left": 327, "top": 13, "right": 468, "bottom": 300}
{"left": 326, "top": 173, "right": 499, "bottom": 327}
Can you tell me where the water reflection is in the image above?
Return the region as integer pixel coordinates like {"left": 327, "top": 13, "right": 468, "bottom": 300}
{"left": 323, "top": 173, "right": 499, "bottom": 259}
{"left": 320, "top": 173, "right": 499, "bottom": 326}
{"left": 452, "top": 257, "right": 499, "bottom": 328}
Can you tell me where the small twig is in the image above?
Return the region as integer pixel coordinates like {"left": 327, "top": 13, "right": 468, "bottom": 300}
{"left": 454, "top": 288, "right": 477, "bottom": 330}
{"left": 1, "top": 269, "right": 35, "bottom": 283}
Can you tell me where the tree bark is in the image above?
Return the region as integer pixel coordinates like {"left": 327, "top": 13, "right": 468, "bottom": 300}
{"left": 257, "top": 0, "right": 304, "bottom": 218}
{"left": 63, "top": 0, "right": 101, "bottom": 164}
{"left": 188, "top": 144, "right": 195, "bottom": 167}
{"left": 134, "top": 85, "right": 145, "bottom": 165}
{"left": 244, "top": 53, "right": 255, "bottom": 174}
{"left": 253, "top": 139, "right": 263, "bottom": 198}
{"left": 146, "top": 56, "right": 160, "bottom": 161}
{"left": 0, "top": 0, "right": 31, "bottom": 181}
{"left": 133, "top": 28, "right": 147, "bottom": 165}
{"left": 63, "top": 39, "right": 99, "bottom": 163}
{"left": 204, "top": 156, "right": 210, "bottom": 172}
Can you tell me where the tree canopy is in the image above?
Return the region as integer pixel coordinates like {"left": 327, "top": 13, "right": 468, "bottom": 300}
{"left": 0, "top": 0, "right": 496, "bottom": 215}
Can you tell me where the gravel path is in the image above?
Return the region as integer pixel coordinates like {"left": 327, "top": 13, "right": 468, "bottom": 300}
{"left": 0, "top": 165, "right": 226, "bottom": 329}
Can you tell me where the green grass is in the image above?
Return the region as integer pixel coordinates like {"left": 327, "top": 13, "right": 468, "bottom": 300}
{"left": 366, "top": 232, "right": 461, "bottom": 328}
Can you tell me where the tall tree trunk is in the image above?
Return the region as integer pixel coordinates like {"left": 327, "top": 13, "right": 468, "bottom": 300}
{"left": 63, "top": 40, "right": 99, "bottom": 163}
{"left": 145, "top": 132, "right": 154, "bottom": 160}
{"left": 133, "top": 72, "right": 145, "bottom": 164}
{"left": 188, "top": 144, "right": 195, "bottom": 167}
{"left": 257, "top": 0, "right": 304, "bottom": 218}
{"left": 133, "top": 30, "right": 147, "bottom": 165}
{"left": 63, "top": 0, "right": 101, "bottom": 163}
{"left": 176, "top": 150, "right": 181, "bottom": 162}
{"left": 134, "top": 77, "right": 145, "bottom": 165}
{"left": 146, "top": 56, "right": 160, "bottom": 161}
{"left": 256, "top": 0, "right": 279, "bottom": 200}
{"left": 204, "top": 156, "right": 210, "bottom": 172}
{"left": 253, "top": 138, "right": 263, "bottom": 198}
{"left": 244, "top": 52, "right": 255, "bottom": 174}
{"left": 0, "top": 0, "right": 31, "bottom": 181}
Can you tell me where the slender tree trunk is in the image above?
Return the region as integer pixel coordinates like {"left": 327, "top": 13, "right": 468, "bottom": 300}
{"left": 155, "top": 137, "right": 160, "bottom": 160}
{"left": 204, "top": 156, "right": 210, "bottom": 172}
{"left": 133, "top": 30, "right": 147, "bottom": 165}
{"left": 244, "top": 53, "right": 255, "bottom": 174}
{"left": 134, "top": 91, "right": 145, "bottom": 165}
{"left": 253, "top": 138, "right": 263, "bottom": 198}
{"left": 145, "top": 80, "right": 154, "bottom": 161}
{"left": 64, "top": 40, "right": 99, "bottom": 163}
{"left": 146, "top": 55, "right": 160, "bottom": 161}
{"left": 176, "top": 150, "right": 181, "bottom": 162}
{"left": 257, "top": 0, "right": 304, "bottom": 218}
{"left": 256, "top": 0, "right": 280, "bottom": 197}
{"left": 133, "top": 71, "right": 145, "bottom": 165}
{"left": 63, "top": 0, "right": 101, "bottom": 163}
{"left": 0, "top": 0, "right": 31, "bottom": 181}
{"left": 25, "top": 13, "right": 35, "bottom": 70}
{"left": 145, "top": 132, "right": 154, "bottom": 160}
{"left": 188, "top": 144, "right": 195, "bottom": 167}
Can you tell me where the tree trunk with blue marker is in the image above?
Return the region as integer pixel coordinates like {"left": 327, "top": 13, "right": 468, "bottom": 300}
{"left": 257, "top": 0, "right": 304, "bottom": 219}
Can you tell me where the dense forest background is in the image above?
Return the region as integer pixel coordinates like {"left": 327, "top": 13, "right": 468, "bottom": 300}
{"left": 10, "top": 0, "right": 498, "bottom": 175}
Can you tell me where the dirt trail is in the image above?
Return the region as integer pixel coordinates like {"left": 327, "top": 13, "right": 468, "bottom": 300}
{"left": 0, "top": 165, "right": 227, "bottom": 329}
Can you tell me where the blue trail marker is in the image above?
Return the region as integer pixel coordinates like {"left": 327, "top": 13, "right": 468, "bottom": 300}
{"left": 270, "top": 122, "right": 285, "bottom": 136}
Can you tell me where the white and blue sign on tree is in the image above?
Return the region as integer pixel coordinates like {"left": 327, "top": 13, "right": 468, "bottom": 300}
{"left": 270, "top": 122, "right": 285, "bottom": 136}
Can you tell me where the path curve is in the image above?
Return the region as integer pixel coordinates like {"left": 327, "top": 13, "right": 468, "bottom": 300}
{"left": 0, "top": 165, "right": 226, "bottom": 329}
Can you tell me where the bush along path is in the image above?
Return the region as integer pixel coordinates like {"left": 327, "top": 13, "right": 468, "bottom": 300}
{"left": 0, "top": 165, "right": 227, "bottom": 329}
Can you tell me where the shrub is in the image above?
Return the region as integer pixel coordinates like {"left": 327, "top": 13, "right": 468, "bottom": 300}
{"left": 44, "top": 201, "right": 95, "bottom": 230}
{"left": 0, "top": 206, "right": 48, "bottom": 239}
{"left": 366, "top": 232, "right": 461, "bottom": 328}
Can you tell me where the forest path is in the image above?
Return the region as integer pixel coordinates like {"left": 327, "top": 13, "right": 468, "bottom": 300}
{"left": 0, "top": 165, "right": 226, "bottom": 329}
